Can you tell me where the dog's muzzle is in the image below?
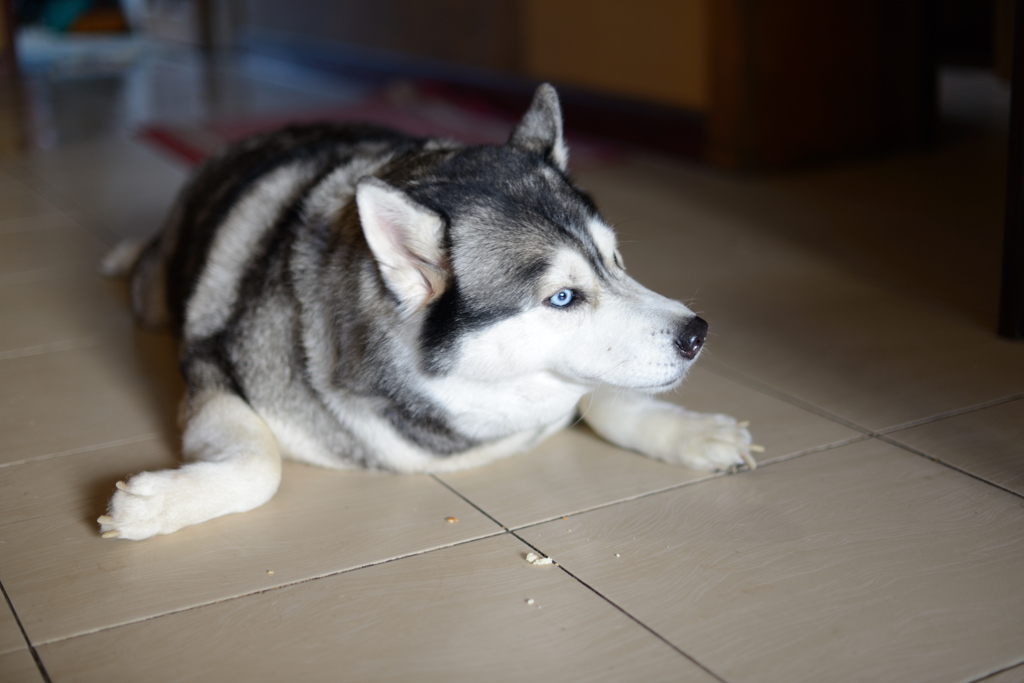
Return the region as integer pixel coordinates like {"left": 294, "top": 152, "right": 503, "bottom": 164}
{"left": 675, "top": 316, "right": 708, "bottom": 360}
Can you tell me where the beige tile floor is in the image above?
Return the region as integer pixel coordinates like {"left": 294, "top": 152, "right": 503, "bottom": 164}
{"left": 1, "top": 54, "right": 1023, "bottom": 683}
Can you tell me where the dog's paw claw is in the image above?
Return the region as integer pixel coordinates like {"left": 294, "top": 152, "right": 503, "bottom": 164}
{"left": 99, "top": 471, "right": 187, "bottom": 541}
{"left": 740, "top": 449, "right": 759, "bottom": 470}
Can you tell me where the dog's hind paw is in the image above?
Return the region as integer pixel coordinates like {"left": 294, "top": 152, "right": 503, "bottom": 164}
{"left": 98, "top": 470, "right": 203, "bottom": 541}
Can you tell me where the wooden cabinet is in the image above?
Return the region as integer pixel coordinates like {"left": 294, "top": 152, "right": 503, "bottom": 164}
{"left": 241, "top": 0, "right": 937, "bottom": 169}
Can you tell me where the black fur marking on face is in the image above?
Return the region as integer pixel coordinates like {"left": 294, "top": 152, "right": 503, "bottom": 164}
{"left": 514, "top": 258, "right": 551, "bottom": 292}
{"left": 419, "top": 279, "right": 519, "bottom": 376}
{"left": 398, "top": 146, "right": 609, "bottom": 376}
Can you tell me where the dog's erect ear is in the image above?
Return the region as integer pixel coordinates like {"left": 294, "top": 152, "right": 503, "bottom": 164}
{"left": 508, "top": 83, "right": 568, "bottom": 172}
{"left": 356, "top": 177, "right": 448, "bottom": 316}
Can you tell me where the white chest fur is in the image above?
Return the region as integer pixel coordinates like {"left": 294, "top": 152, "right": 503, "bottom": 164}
{"left": 422, "top": 371, "right": 587, "bottom": 442}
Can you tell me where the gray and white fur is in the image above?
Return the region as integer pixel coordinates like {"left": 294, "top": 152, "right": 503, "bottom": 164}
{"left": 99, "top": 85, "right": 757, "bottom": 541}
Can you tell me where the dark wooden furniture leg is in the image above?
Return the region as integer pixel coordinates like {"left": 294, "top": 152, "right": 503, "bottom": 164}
{"left": 1, "top": 0, "right": 17, "bottom": 82}
{"left": 1000, "top": 0, "right": 1024, "bottom": 338}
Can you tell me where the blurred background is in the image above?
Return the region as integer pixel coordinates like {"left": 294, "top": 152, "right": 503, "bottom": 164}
{"left": 0, "top": 0, "right": 1020, "bottom": 335}
{"left": 0, "top": 0, "right": 1014, "bottom": 162}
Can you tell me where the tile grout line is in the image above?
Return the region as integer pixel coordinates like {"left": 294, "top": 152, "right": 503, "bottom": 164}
{"left": 10, "top": 168, "right": 120, "bottom": 248}
{"left": 875, "top": 393, "right": 1024, "bottom": 435}
{"left": 0, "top": 579, "right": 53, "bottom": 683}
{"left": 700, "top": 360, "right": 873, "bottom": 434}
{"left": 705, "top": 359, "right": 1024, "bottom": 440}
{"left": 30, "top": 531, "right": 509, "bottom": 650}
{"left": 430, "top": 474, "right": 510, "bottom": 530}
{"left": 969, "top": 658, "right": 1024, "bottom": 683}
{"left": 24, "top": 437, "right": 1007, "bottom": 656}
{"left": 409, "top": 476, "right": 728, "bottom": 678}
{"left": 877, "top": 435, "right": 1024, "bottom": 502}
{"left": 0, "top": 433, "right": 162, "bottom": 470}
{"left": 741, "top": 434, "right": 873, "bottom": 469}
{"left": 502, "top": 432, "right": 1022, "bottom": 683}
{"left": 0, "top": 180, "right": 83, "bottom": 232}
{"left": 0, "top": 267, "right": 61, "bottom": 287}
{"left": 0, "top": 212, "right": 74, "bottom": 234}
{"left": 0, "top": 336, "right": 100, "bottom": 362}
{"left": 508, "top": 529, "right": 729, "bottom": 683}
{"left": 506, "top": 435, "right": 871, "bottom": 534}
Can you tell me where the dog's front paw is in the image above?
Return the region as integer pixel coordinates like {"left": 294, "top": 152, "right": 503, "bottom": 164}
{"left": 98, "top": 469, "right": 199, "bottom": 541}
{"left": 661, "top": 414, "right": 760, "bottom": 473}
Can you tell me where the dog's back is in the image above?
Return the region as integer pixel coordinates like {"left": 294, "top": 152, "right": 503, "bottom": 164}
{"left": 126, "top": 123, "right": 416, "bottom": 332}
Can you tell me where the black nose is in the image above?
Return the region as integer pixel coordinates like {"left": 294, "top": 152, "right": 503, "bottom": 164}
{"left": 676, "top": 316, "right": 707, "bottom": 360}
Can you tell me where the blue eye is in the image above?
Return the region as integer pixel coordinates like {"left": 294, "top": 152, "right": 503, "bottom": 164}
{"left": 549, "top": 288, "right": 574, "bottom": 307}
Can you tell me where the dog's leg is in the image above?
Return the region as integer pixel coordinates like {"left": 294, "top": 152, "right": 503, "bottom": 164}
{"left": 580, "top": 391, "right": 758, "bottom": 472}
{"left": 98, "top": 391, "right": 282, "bottom": 540}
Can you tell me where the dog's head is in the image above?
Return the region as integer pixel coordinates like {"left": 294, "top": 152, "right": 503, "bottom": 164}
{"left": 355, "top": 85, "right": 705, "bottom": 396}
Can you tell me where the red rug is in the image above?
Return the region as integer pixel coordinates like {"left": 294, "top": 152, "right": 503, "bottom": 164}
{"left": 138, "top": 82, "right": 624, "bottom": 169}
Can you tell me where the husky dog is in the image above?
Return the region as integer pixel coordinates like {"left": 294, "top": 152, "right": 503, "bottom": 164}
{"left": 98, "top": 84, "right": 757, "bottom": 541}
